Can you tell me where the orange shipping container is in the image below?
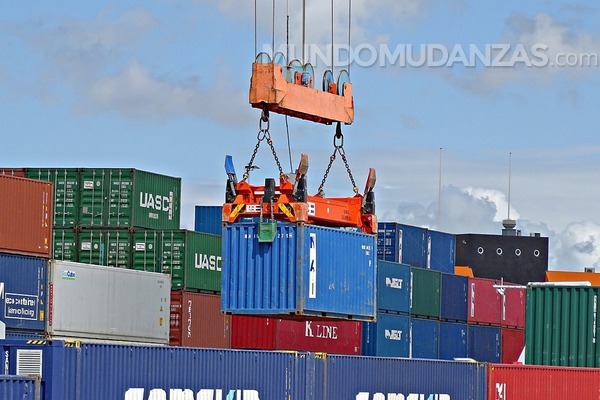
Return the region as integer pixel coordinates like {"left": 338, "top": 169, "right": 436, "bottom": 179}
{"left": 545, "top": 270, "right": 600, "bottom": 286}
{"left": 0, "top": 175, "right": 53, "bottom": 258}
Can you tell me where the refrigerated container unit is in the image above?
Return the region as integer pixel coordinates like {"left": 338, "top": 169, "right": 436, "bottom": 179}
{"left": 468, "top": 277, "right": 502, "bottom": 326}
{"left": 194, "top": 205, "right": 223, "bottom": 235}
{"left": 525, "top": 284, "right": 600, "bottom": 367}
{"left": 52, "top": 228, "right": 78, "bottom": 262}
{"left": 170, "top": 291, "right": 230, "bottom": 348}
{"left": 377, "top": 222, "right": 427, "bottom": 268}
{"left": 410, "top": 317, "right": 439, "bottom": 359}
{"left": 410, "top": 267, "right": 441, "bottom": 319}
{"left": 377, "top": 261, "right": 411, "bottom": 314}
{"left": 440, "top": 273, "right": 468, "bottom": 322}
{"left": 231, "top": 315, "right": 362, "bottom": 355}
{"left": 439, "top": 321, "right": 468, "bottom": 360}
{"left": 26, "top": 168, "right": 80, "bottom": 228}
{"left": 427, "top": 229, "right": 456, "bottom": 273}
{"left": 46, "top": 260, "right": 170, "bottom": 344}
{"left": 0, "top": 253, "right": 47, "bottom": 334}
{"left": 222, "top": 220, "right": 377, "bottom": 321}
{"left": 362, "top": 312, "right": 410, "bottom": 357}
{"left": 79, "top": 168, "right": 181, "bottom": 229}
{"left": 0, "top": 175, "right": 53, "bottom": 258}
{"left": 501, "top": 327, "right": 524, "bottom": 364}
{"left": 468, "top": 324, "right": 501, "bottom": 363}
{"left": 77, "top": 228, "right": 131, "bottom": 268}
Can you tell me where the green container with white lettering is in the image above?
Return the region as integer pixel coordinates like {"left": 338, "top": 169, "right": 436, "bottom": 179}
{"left": 79, "top": 168, "right": 181, "bottom": 229}
{"left": 26, "top": 168, "right": 80, "bottom": 227}
{"left": 52, "top": 228, "right": 78, "bottom": 262}
{"left": 77, "top": 228, "right": 132, "bottom": 269}
{"left": 132, "top": 230, "right": 222, "bottom": 292}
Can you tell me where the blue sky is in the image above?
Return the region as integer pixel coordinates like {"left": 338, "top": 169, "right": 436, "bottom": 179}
{"left": 2, "top": 1, "right": 600, "bottom": 270}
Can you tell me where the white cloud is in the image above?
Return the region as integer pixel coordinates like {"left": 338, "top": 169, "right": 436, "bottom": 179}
{"left": 552, "top": 221, "right": 600, "bottom": 270}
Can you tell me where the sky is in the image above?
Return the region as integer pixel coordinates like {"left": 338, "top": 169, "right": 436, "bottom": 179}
{"left": 1, "top": 1, "right": 600, "bottom": 271}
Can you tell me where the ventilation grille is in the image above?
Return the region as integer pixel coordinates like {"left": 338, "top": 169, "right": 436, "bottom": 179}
{"left": 16, "top": 349, "right": 43, "bottom": 377}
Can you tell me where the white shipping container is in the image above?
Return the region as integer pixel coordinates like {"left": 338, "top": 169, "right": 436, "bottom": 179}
{"left": 47, "top": 260, "right": 170, "bottom": 344}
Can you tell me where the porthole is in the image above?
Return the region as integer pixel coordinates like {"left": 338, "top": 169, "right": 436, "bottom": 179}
{"left": 534, "top": 249, "right": 540, "bottom": 257}
{"left": 496, "top": 248, "right": 503, "bottom": 256}
{"left": 515, "top": 248, "right": 521, "bottom": 257}
{"left": 477, "top": 246, "right": 484, "bottom": 255}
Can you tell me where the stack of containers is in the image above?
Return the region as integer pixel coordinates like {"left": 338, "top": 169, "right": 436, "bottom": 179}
{"left": 0, "top": 175, "right": 53, "bottom": 339}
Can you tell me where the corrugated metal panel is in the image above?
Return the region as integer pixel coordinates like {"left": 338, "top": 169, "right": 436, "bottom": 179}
{"left": 0, "top": 375, "right": 41, "bottom": 399}
{"left": 468, "top": 324, "right": 501, "bottom": 363}
{"left": 439, "top": 321, "right": 468, "bottom": 360}
{"left": 0, "top": 254, "right": 47, "bottom": 332}
{"left": 487, "top": 364, "right": 600, "bottom": 399}
{"left": 26, "top": 168, "right": 80, "bottom": 228}
{"left": 169, "top": 291, "right": 231, "bottom": 348}
{"left": 468, "top": 277, "right": 502, "bottom": 326}
{"left": 0, "top": 175, "right": 53, "bottom": 258}
{"left": 376, "top": 261, "right": 411, "bottom": 313}
{"left": 231, "top": 315, "right": 362, "bottom": 354}
{"left": 410, "top": 267, "right": 441, "bottom": 318}
{"left": 428, "top": 229, "right": 456, "bottom": 273}
{"left": 501, "top": 328, "right": 524, "bottom": 364}
{"left": 546, "top": 270, "right": 600, "bottom": 285}
{"left": 326, "top": 355, "right": 487, "bottom": 400}
{"left": 361, "top": 312, "right": 410, "bottom": 357}
{"left": 47, "top": 260, "right": 170, "bottom": 343}
{"left": 222, "top": 221, "right": 376, "bottom": 321}
{"left": 377, "top": 222, "right": 427, "bottom": 267}
{"left": 525, "top": 284, "right": 600, "bottom": 367}
{"left": 501, "top": 285, "right": 525, "bottom": 328}
{"left": 0, "top": 168, "right": 26, "bottom": 177}
{"left": 440, "top": 273, "right": 468, "bottom": 322}
{"left": 52, "top": 228, "right": 77, "bottom": 262}
{"left": 77, "top": 228, "right": 131, "bottom": 268}
{"left": 195, "top": 205, "right": 223, "bottom": 235}
{"left": 410, "top": 317, "right": 439, "bottom": 359}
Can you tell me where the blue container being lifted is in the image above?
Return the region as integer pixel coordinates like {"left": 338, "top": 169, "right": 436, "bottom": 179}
{"left": 0, "top": 253, "right": 47, "bottom": 333}
{"left": 440, "top": 273, "right": 468, "bottom": 322}
{"left": 410, "top": 317, "right": 439, "bottom": 359}
{"left": 194, "top": 205, "right": 223, "bottom": 235}
{"left": 377, "top": 222, "right": 427, "bottom": 268}
{"left": 362, "top": 312, "right": 410, "bottom": 357}
{"left": 427, "top": 229, "right": 456, "bottom": 273}
{"left": 376, "top": 261, "right": 411, "bottom": 314}
{"left": 221, "top": 220, "right": 377, "bottom": 321}
{"left": 439, "top": 321, "right": 468, "bottom": 360}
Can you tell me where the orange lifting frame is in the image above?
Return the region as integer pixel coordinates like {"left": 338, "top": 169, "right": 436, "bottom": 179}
{"left": 249, "top": 62, "right": 354, "bottom": 125}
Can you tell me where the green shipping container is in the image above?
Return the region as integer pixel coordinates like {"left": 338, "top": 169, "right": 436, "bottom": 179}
{"left": 79, "top": 168, "right": 181, "bottom": 229}
{"left": 77, "top": 229, "right": 132, "bottom": 268}
{"left": 525, "top": 284, "right": 600, "bottom": 367}
{"left": 410, "top": 267, "right": 441, "bottom": 319}
{"left": 52, "top": 228, "right": 78, "bottom": 261}
{"left": 26, "top": 168, "right": 80, "bottom": 227}
{"left": 131, "top": 230, "right": 162, "bottom": 273}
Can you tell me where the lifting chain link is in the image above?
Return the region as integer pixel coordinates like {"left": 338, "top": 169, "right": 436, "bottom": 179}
{"left": 242, "top": 109, "right": 285, "bottom": 181}
{"left": 317, "top": 123, "right": 359, "bottom": 196}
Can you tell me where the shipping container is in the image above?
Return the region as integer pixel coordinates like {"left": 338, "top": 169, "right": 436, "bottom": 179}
{"left": 377, "top": 222, "right": 427, "bottom": 268}
{"left": 231, "top": 315, "right": 362, "bottom": 354}
{"left": 222, "top": 221, "right": 376, "bottom": 321}
{"left": 376, "top": 261, "right": 411, "bottom": 314}
{"left": 77, "top": 228, "right": 131, "bottom": 268}
{"left": 501, "top": 285, "right": 525, "bottom": 328}
{"left": 410, "top": 267, "right": 441, "bottom": 318}
{"left": 362, "top": 312, "right": 410, "bottom": 357}
{"left": 170, "top": 291, "right": 230, "bottom": 348}
{"left": 440, "top": 273, "right": 468, "bottom": 322}
{"left": 468, "top": 324, "right": 501, "bottom": 363}
{"left": 0, "top": 175, "right": 53, "bottom": 258}
{"left": 501, "top": 328, "right": 524, "bottom": 364}
{"left": 487, "top": 364, "right": 600, "bottom": 400}
{"left": 26, "top": 168, "right": 80, "bottom": 228}
{"left": 439, "top": 321, "right": 468, "bottom": 360}
{"left": 525, "top": 284, "right": 600, "bottom": 367}
{"left": 0, "top": 168, "right": 26, "bottom": 177}
{"left": 468, "top": 277, "right": 502, "bottom": 326}
{"left": 0, "top": 253, "right": 47, "bottom": 333}
{"left": 546, "top": 270, "right": 600, "bottom": 285}
{"left": 428, "top": 229, "right": 456, "bottom": 273}
{"left": 410, "top": 317, "right": 439, "bottom": 359}
{"left": 195, "top": 205, "right": 223, "bottom": 235}
{"left": 0, "top": 376, "right": 41, "bottom": 399}
{"left": 79, "top": 168, "right": 181, "bottom": 229}
{"left": 52, "top": 228, "right": 78, "bottom": 262}
{"left": 47, "top": 260, "right": 170, "bottom": 344}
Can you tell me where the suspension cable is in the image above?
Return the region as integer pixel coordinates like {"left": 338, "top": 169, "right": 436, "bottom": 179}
{"left": 286, "top": 0, "right": 290, "bottom": 62}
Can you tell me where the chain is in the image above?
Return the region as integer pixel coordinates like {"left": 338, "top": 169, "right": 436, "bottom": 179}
{"left": 242, "top": 109, "right": 285, "bottom": 181}
{"left": 317, "top": 124, "right": 358, "bottom": 195}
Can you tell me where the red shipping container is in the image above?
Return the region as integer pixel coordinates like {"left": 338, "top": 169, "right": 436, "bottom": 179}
{"left": 0, "top": 168, "right": 26, "bottom": 177}
{"left": 231, "top": 315, "right": 362, "bottom": 355}
{"left": 501, "top": 328, "right": 524, "bottom": 364}
{"left": 487, "top": 364, "right": 600, "bottom": 399}
{"left": 468, "top": 277, "right": 502, "bottom": 326}
{"left": 501, "top": 285, "right": 525, "bottom": 328}
{"left": 0, "top": 175, "right": 53, "bottom": 258}
{"left": 169, "top": 291, "right": 231, "bottom": 348}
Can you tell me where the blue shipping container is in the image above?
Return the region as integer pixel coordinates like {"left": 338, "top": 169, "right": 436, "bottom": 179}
{"left": 468, "top": 324, "right": 501, "bottom": 363}
{"left": 362, "top": 312, "right": 410, "bottom": 357}
{"left": 377, "top": 222, "right": 428, "bottom": 268}
{"left": 439, "top": 321, "right": 468, "bottom": 360}
{"left": 440, "top": 273, "right": 468, "bottom": 322}
{"left": 376, "top": 261, "right": 411, "bottom": 314}
{"left": 0, "top": 375, "right": 40, "bottom": 399}
{"left": 0, "top": 253, "right": 47, "bottom": 333}
{"left": 194, "top": 205, "right": 223, "bottom": 236}
{"left": 222, "top": 221, "right": 376, "bottom": 321}
{"left": 428, "top": 229, "right": 456, "bottom": 273}
{"left": 410, "top": 317, "right": 439, "bottom": 359}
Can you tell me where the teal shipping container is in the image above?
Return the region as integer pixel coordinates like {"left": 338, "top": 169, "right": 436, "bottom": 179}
{"left": 410, "top": 267, "right": 441, "bottom": 319}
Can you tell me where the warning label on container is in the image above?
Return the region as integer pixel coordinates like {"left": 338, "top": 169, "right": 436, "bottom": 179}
{"left": 4, "top": 293, "right": 38, "bottom": 320}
